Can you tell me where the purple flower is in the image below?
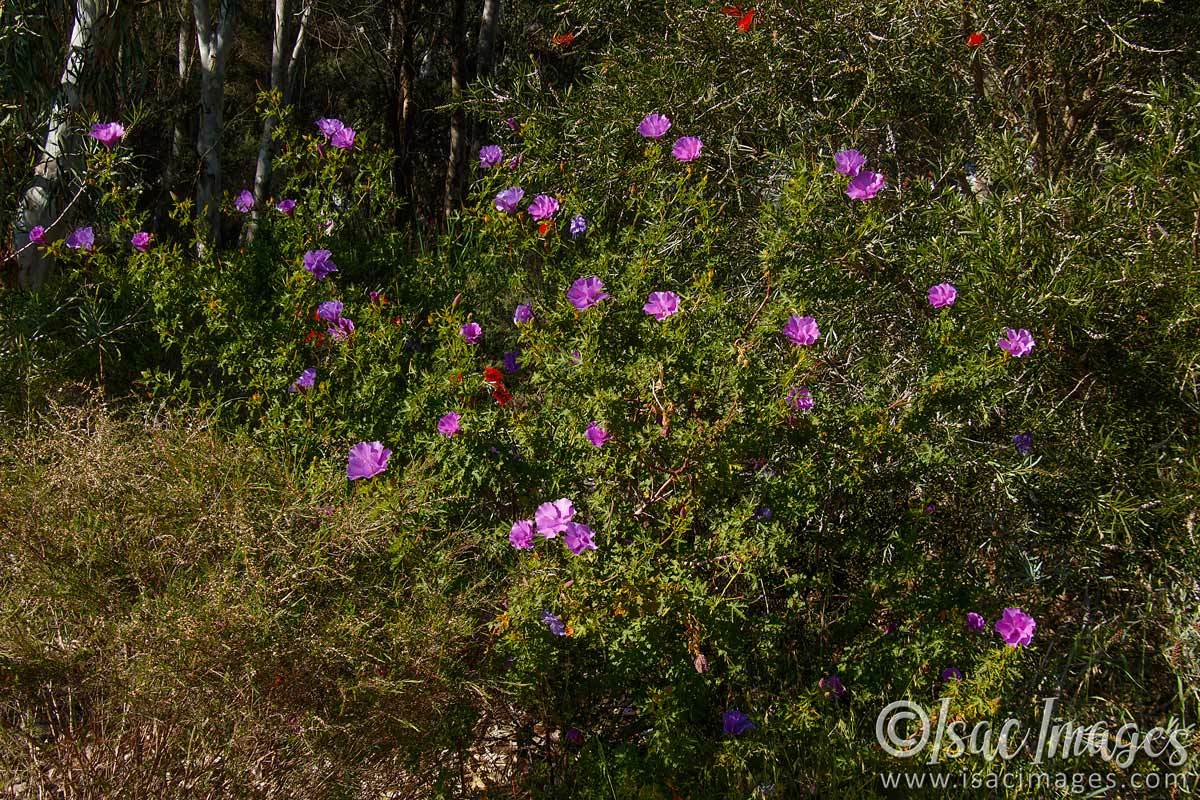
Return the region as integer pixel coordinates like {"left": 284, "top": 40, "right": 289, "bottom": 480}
{"left": 833, "top": 148, "right": 866, "bottom": 177}
{"left": 754, "top": 506, "right": 773, "bottom": 521}
{"left": 479, "top": 145, "right": 503, "bottom": 168}
{"left": 994, "top": 607, "right": 1037, "bottom": 647}
{"left": 819, "top": 674, "right": 847, "bottom": 698}
{"left": 1013, "top": 432, "right": 1033, "bottom": 455}
{"left": 321, "top": 218, "right": 335, "bottom": 235}
{"left": 643, "top": 291, "right": 680, "bottom": 321}
{"left": 782, "top": 315, "right": 820, "bottom": 346}
{"left": 29, "top": 226, "right": 47, "bottom": 245}
{"left": 527, "top": 194, "right": 560, "bottom": 221}
{"left": 998, "top": 328, "right": 1035, "bottom": 357}
{"left": 494, "top": 187, "right": 524, "bottom": 213}
{"left": 503, "top": 350, "right": 521, "bottom": 373}
{"left": 966, "top": 612, "right": 986, "bottom": 632}
{"left": 513, "top": 303, "right": 534, "bottom": 324}
{"left": 276, "top": 198, "right": 297, "bottom": 216}
{"left": 303, "top": 249, "right": 338, "bottom": 280}
{"left": 438, "top": 412, "right": 462, "bottom": 438}
{"left": 504, "top": 116, "right": 519, "bottom": 132}
{"left": 672, "top": 136, "right": 703, "bottom": 162}
{"left": 585, "top": 422, "right": 610, "bottom": 448}
{"left": 542, "top": 611, "right": 567, "bottom": 637}
{"left": 509, "top": 519, "right": 535, "bottom": 550}
{"left": 65, "top": 226, "right": 94, "bottom": 251}
{"left": 290, "top": 367, "right": 316, "bottom": 392}
{"left": 941, "top": 667, "right": 964, "bottom": 682}
{"left": 347, "top": 441, "right": 390, "bottom": 480}
{"left": 786, "top": 386, "right": 814, "bottom": 412}
{"left": 568, "top": 214, "right": 588, "bottom": 238}
{"left": 317, "top": 300, "right": 344, "bottom": 322}
{"left": 564, "top": 728, "right": 585, "bottom": 746}
{"left": 566, "top": 276, "right": 610, "bottom": 310}
{"left": 461, "top": 322, "right": 482, "bottom": 344}
{"left": 505, "top": 155, "right": 523, "bottom": 169}
{"left": 846, "top": 170, "right": 886, "bottom": 200}
{"left": 722, "top": 710, "right": 755, "bottom": 736}
{"left": 315, "top": 117, "right": 345, "bottom": 139}
{"left": 570, "top": 350, "right": 583, "bottom": 365}
{"left": 637, "top": 113, "right": 672, "bottom": 139}
{"left": 130, "top": 231, "right": 151, "bottom": 252}
{"left": 327, "top": 316, "right": 355, "bottom": 341}
{"left": 235, "top": 190, "right": 254, "bottom": 213}
{"left": 88, "top": 121, "right": 125, "bottom": 148}
{"left": 535, "top": 498, "right": 575, "bottom": 538}
{"left": 564, "top": 522, "right": 597, "bottom": 555}
{"left": 330, "top": 127, "right": 356, "bottom": 150}
{"left": 928, "top": 283, "right": 957, "bottom": 309}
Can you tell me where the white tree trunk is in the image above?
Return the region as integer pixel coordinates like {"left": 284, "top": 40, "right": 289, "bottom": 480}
{"left": 13, "top": 0, "right": 103, "bottom": 290}
{"left": 193, "top": 0, "right": 236, "bottom": 254}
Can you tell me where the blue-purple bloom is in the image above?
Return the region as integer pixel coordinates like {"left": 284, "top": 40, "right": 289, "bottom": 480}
{"left": 317, "top": 301, "right": 344, "bottom": 322}
{"left": 722, "top": 710, "right": 755, "bottom": 736}
{"left": 568, "top": 214, "right": 588, "bottom": 238}
{"left": 327, "top": 316, "right": 355, "bottom": 341}
{"left": 65, "top": 226, "right": 94, "bottom": 251}
{"left": 316, "top": 117, "right": 345, "bottom": 139}
{"left": 966, "top": 612, "right": 986, "bottom": 632}
{"left": 347, "top": 441, "right": 390, "bottom": 480}
{"left": 303, "top": 249, "right": 338, "bottom": 280}
{"left": 941, "top": 667, "right": 964, "bottom": 682}
{"left": 542, "top": 611, "right": 567, "bottom": 636}
{"left": 527, "top": 194, "right": 560, "bottom": 221}
{"left": 276, "top": 198, "right": 297, "bottom": 216}
{"left": 643, "top": 291, "right": 680, "bottom": 320}
{"left": 479, "top": 144, "right": 503, "bottom": 168}
{"left": 786, "top": 386, "right": 814, "bottom": 412}
{"left": 494, "top": 187, "right": 524, "bottom": 213}
{"left": 637, "top": 113, "right": 672, "bottom": 139}
{"left": 564, "top": 521, "right": 597, "bottom": 555}
{"left": 291, "top": 367, "right": 316, "bottom": 392}
{"left": 461, "top": 322, "right": 482, "bottom": 344}
{"left": 820, "top": 674, "right": 847, "bottom": 698}
{"left": 509, "top": 519, "right": 535, "bottom": 550}
{"left": 235, "top": 190, "right": 254, "bottom": 213}
{"left": 503, "top": 350, "right": 521, "bottom": 373}
{"left": 566, "top": 276, "right": 609, "bottom": 310}
{"left": 672, "top": 136, "right": 703, "bottom": 162}
{"left": 29, "top": 226, "right": 47, "bottom": 245}
{"left": 1013, "top": 432, "right": 1033, "bottom": 455}
{"left": 330, "top": 127, "right": 356, "bottom": 150}
{"left": 513, "top": 303, "right": 534, "bottom": 324}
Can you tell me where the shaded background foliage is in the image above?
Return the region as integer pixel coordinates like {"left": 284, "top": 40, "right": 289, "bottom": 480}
{"left": 2, "top": 0, "right": 1200, "bottom": 798}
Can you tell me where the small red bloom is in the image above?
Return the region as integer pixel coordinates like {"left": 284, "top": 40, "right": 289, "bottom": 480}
{"left": 493, "top": 385, "right": 513, "bottom": 407}
{"left": 966, "top": 31, "right": 984, "bottom": 47}
{"left": 483, "top": 367, "right": 505, "bottom": 385}
{"left": 736, "top": 9, "right": 755, "bottom": 31}
{"left": 552, "top": 32, "right": 575, "bottom": 47}
{"left": 537, "top": 220, "right": 552, "bottom": 236}
{"left": 304, "top": 329, "right": 325, "bottom": 345}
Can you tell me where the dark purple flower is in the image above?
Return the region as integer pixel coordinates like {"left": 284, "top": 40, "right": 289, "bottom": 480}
{"left": 1013, "top": 432, "right": 1033, "bottom": 455}
{"left": 782, "top": 315, "right": 820, "bottom": 346}
{"left": 290, "top": 367, "right": 316, "bottom": 392}
{"left": 542, "top": 611, "right": 567, "bottom": 636}
{"left": 722, "top": 709, "right": 755, "bottom": 736}
{"left": 585, "top": 422, "right": 610, "bottom": 448}
{"left": 570, "top": 350, "right": 583, "bottom": 365}
{"left": 29, "top": 226, "right": 47, "bottom": 245}
{"left": 315, "top": 117, "right": 345, "bottom": 139}
{"left": 928, "top": 283, "right": 957, "bottom": 309}
{"left": 563, "top": 728, "right": 585, "bottom": 746}
{"left": 509, "top": 520, "right": 535, "bottom": 550}
{"left": 941, "top": 667, "right": 964, "bottom": 682}
{"left": 505, "top": 154, "right": 524, "bottom": 169}
{"left": 235, "top": 190, "right": 254, "bottom": 213}
{"left": 65, "top": 226, "right": 94, "bottom": 251}
{"left": 88, "top": 121, "right": 125, "bottom": 148}
{"left": 637, "top": 113, "right": 672, "bottom": 139}
{"left": 494, "top": 187, "right": 524, "bottom": 213}
{"left": 276, "top": 198, "right": 297, "bottom": 216}
{"left": 819, "top": 674, "right": 847, "bottom": 698}
{"left": 998, "top": 328, "right": 1035, "bottom": 357}
{"left": 303, "top": 249, "right": 338, "bottom": 280}
{"left": 479, "top": 145, "right": 503, "bottom": 168}
{"left": 513, "top": 303, "right": 534, "bottom": 324}
{"left": 438, "top": 412, "right": 462, "bottom": 438}
{"left": 966, "top": 612, "right": 986, "bottom": 632}
{"left": 130, "top": 231, "right": 151, "bottom": 252}
{"left": 643, "top": 291, "right": 680, "bottom": 320}
{"left": 327, "top": 316, "right": 355, "bottom": 341}
{"left": 754, "top": 506, "right": 773, "bottom": 521}
{"left": 317, "top": 300, "right": 344, "bottom": 322}
{"left": 330, "top": 127, "right": 356, "bottom": 150}
{"left": 786, "top": 386, "right": 814, "bottom": 412}
{"left": 504, "top": 116, "right": 519, "bottom": 132}
{"left": 527, "top": 194, "right": 560, "bottom": 221}
{"left": 568, "top": 214, "right": 588, "bottom": 238}
{"left": 846, "top": 170, "right": 886, "bottom": 200}
{"left": 535, "top": 498, "right": 575, "bottom": 537}
{"left": 347, "top": 441, "right": 390, "bottom": 480}
{"left": 833, "top": 149, "right": 866, "bottom": 177}
{"left": 503, "top": 350, "right": 521, "bottom": 373}
{"left": 672, "top": 136, "right": 703, "bottom": 162}
{"left": 564, "top": 522, "right": 597, "bottom": 554}
{"left": 566, "top": 276, "right": 609, "bottom": 310}
{"left": 460, "top": 322, "right": 482, "bottom": 344}
{"left": 994, "top": 607, "right": 1036, "bottom": 647}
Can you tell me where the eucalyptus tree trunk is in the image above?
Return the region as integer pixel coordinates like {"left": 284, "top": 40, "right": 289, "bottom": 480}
{"left": 193, "top": 0, "right": 237, "bottom": 254}
{"left": 389, "top": 0, "right": 416, "bottom": 212}
{"left": 245, "top": 0, "right": 310, "bottom": 242}
{"left": 476, "top": 0, "right": 500, "bottom": 78}
{"left": 163, "top": 2, "right": 193, "bottom": 205}
{"left": 442, "top": 0, "right": 467, "bottom": 218}
{"left": 13, "top": 0, "right": 103, "bottom": 290}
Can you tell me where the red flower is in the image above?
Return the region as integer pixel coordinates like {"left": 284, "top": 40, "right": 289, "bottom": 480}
{"left": 483, "top": 367, "right": 505, "bottom": 385}
{"left": 736, "top": 9, "right": 755, "bottom": 31}
{"left": 966, "top": 31, "right": 984, "bottom": 47}
{"left": 493, "top": 385, "right": 513, "bottom": 407}
{"left": 537, "top": 220, "right": 552, "bottom": 236}
{"left": 304, "top": 330, "right": 325, "bottom": 345}
{"left": 552, "top": 32, "right": 575, "bottom": 47}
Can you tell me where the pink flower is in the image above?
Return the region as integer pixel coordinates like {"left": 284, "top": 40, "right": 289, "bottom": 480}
{"left": 672, "top": 136, "right": 703, "bottom": 162}
{"left": 28, "top": 226, "right": 47, "bottom": 245}
{"left": 846, "top": 170, "right": 886, "bottom": 200}
{"left": 88, "top": 121, "right": 125, "bottom": 148}
{"left": 928, "top": 283, "right": 957, "bottom": 309}
{"left": 535, "top": 498, "right": 575, "bottom": 537}
{"left": 637, "top": 113, "right": 672, "bottom": 139}
{"left": 130, "top": 231, "right": 152, "bottom": 252}
{"left": 564, "top": 521, "right": 597, "bottom": 555}
{"left": 782, "top": 315, "right": 820, "bottom": 346}
{"left": 994, "top": 607, "right": 1036, "bottom": 647}
{"left": 438, "top": 412, "right": 462, "bottom": 438}
{"left": 330, "top": 127, "right": 356, "bottom": 150}
{"left": 509, "top": 520, "right": 535, "bottom": 550}
{"left": 585, "top": 422, "right": 610, "bottom": 448}
{"left": 461, "top": 322, "right": 482, "bottom": 344}
{"left": 998, "top": 328, "right": 1035, "bottom": 357}
{"left": 566, "top": 276, "right": 609, "bottom": 310}
{"left": 643, "top": 291, "right": 680, "bottom": 320}
{"left": 833, "top": 149, "right": 866, "bottom": 177}
{"left": 347, "top": 441, "right": 390, "bottom": 480}
{"left": 527, "top": 194, "right": 560, "bottom": 221}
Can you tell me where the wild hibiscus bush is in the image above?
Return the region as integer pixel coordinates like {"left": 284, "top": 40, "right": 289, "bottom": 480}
{"left": 3, "top": 1, "right": 1200, "bottom": 797}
